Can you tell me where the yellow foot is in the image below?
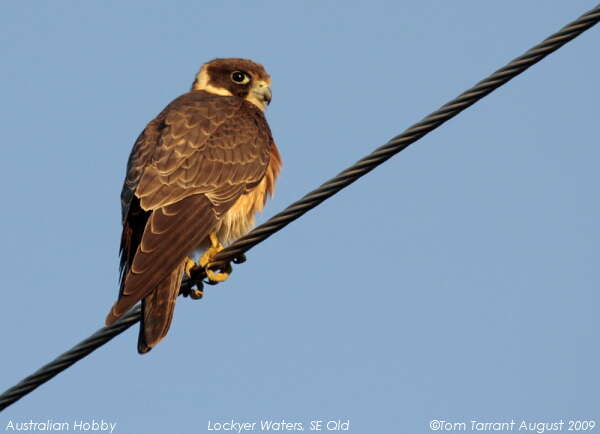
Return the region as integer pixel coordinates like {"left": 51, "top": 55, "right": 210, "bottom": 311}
{"left": 199, "top": 236, "right": 232, "bottom": 283}
{"left": 184, "top": 234, "right": 233, "bottom": 284}
{"left": 184, "top": 257, "right": 197, "bottom": 278}
{"left": 183, "top": 257, "right": 204, "bottom": 299}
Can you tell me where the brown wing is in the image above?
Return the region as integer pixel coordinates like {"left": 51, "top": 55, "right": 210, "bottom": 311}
{"left": 106, "top": 91, "right": 273, "bottom": 330}
{"left": 135, "top": 92, "right": 271, "bottom": 211}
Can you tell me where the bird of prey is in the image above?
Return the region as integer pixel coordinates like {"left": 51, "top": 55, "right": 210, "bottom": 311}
{"left": 105, "top": 58, "right": 281, "bottom": 353}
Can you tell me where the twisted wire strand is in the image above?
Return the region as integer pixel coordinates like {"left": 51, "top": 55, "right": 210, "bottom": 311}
{"left": 1, "top": 3, "right": 598, "bottom": 412}
{"left": 212, "top": 4, "right": 600, "bottom": 266}
{"left": 0, "top": 307, "right": 141, "bottom": 411}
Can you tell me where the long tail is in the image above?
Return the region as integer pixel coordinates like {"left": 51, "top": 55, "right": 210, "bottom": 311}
{"left": 137, "top": 261, "right": 186, "bottom": 354}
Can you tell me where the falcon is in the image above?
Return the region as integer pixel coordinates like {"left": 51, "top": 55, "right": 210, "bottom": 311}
{"left": 105, "top": 58, "right": 281, "bottom": 353}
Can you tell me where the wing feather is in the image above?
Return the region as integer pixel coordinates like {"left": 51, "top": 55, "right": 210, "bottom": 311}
{"left": 106, "top": 194, "right": 217, "bottom": 324}
{"left": 107, "top": 91, "right": 274, "bottom": 336}
{"left": 135, "top": 93, "right": 271, "bottom": 212}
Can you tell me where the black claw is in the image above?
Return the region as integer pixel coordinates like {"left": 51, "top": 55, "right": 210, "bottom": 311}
{"left": 179, "top": 280, "right": 192, "bottom": 297}
{"left": 189, "top": 266, "right": 207, "bottom": 282}
{"left": 189, "top": 288, "right": 204, "bottom": 299}
{"left": 233, "top": 254, "right": 247, "bottom": 264}
{"left": 180, "top": 268, "right": 206, "bottom": 299}
{"left": 180, "top": 278, "right": 204, "bottom": 298}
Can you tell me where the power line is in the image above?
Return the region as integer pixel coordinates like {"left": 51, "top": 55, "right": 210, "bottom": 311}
{"left": 0, "top": 307, "right": 141, "bottom": 411}
{"left": 1, "top": 3, "right": 599, "bottom": 413}
{"left": 211, "top": 3, "right": 600, "bottom": 268}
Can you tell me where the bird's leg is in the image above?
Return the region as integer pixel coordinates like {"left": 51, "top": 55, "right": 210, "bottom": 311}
{"left": 182, "top": 257, "right": 204, "bottom": 299}
{"left": 199, "top": 232, "right": 232, "bottom": 283}
{"left": 184, "top": 257, "right": 197, "bottom": 278}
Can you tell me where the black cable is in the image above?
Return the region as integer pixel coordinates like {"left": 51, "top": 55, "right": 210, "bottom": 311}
{"left": 0, "top": 307, "right": 141, "bottom": 411}
{"left": 1, "top": 3, "right": 599, "bottom": 412}
{"left": 211, "top": 4, "right": 600, "bottom": 267}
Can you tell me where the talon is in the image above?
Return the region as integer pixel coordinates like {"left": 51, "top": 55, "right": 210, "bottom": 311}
{"left": 199, "top": 232, "right": 232, "bottom": 284}
{"left": 202, "top": 259, "right": 231, "bottom": 284}
{"left": 206, "top": 269, "right": 229, "bottom": 285}
{"left": 233, "top": 253, "right": 246, "bottom": 264}
{"left": 189, "top": 288, "right": 204, "bottom": 299}
{"left": 179, "top": 278, "right": 204, "bottom": 299}
{"left": 204, "top": 274, "right": 221, "bottom": 285}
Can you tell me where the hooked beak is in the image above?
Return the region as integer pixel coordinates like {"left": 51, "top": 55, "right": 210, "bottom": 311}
{"left": 253, "top": 81, "right": 272, "bottom": 106}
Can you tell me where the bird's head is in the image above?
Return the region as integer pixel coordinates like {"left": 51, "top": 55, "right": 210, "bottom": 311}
{"left": 192, "top": 58, "right": 272, "bottom": 111}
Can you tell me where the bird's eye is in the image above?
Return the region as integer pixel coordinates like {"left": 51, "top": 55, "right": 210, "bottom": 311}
{"left": 231, "top": 71, "right": 250, "bottom": 84}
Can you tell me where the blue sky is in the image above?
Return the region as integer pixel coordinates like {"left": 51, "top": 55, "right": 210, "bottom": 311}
{"left": 1, "top": 1, "right": 599, "bottom": 432}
